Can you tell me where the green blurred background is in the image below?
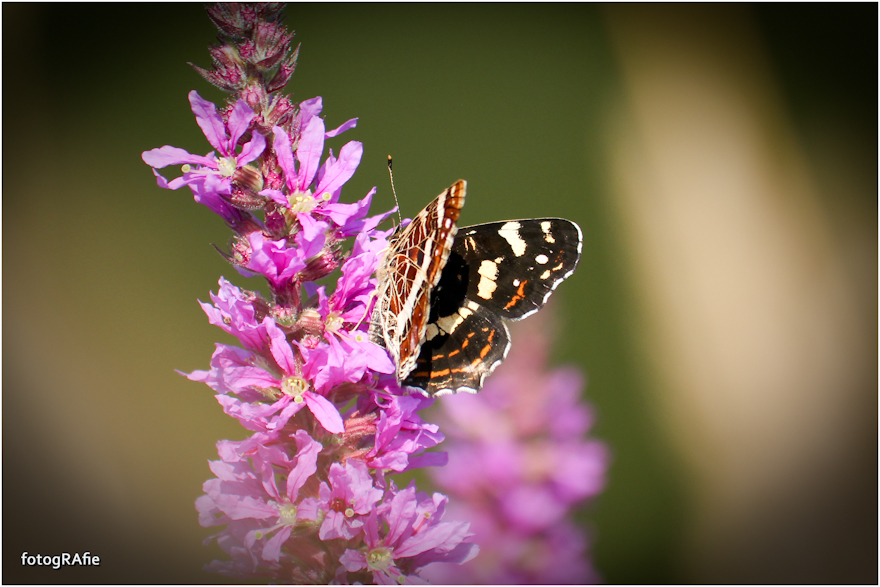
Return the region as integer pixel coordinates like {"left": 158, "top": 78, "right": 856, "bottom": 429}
{"left": 3, "top": 4, "right": 876, "bottom": 584}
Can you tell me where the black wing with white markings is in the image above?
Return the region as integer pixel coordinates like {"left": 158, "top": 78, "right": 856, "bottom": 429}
{"left": 454, "top": 219, "right": 582, "bottom": 320}
{"left": 402, "top": 218, "right": 582, "bottom": 396}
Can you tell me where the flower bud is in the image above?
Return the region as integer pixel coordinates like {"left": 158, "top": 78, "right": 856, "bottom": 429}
{"left": 263, "top": 95, "right": 296, "bottom": 129}
{"left": 227, "top": 234, "right": 252, "bottom": 268}
{"left": 299, "top": 243, "right": 342, "bottom": 283}
{"left": 297, "top": 308, "right": 324, "bottom": 337}
{"left": 232, "top": 164, "right": 264, "bottom": 194}
{"left": 240, "top": 84, "right": 265, "bottom": 110}
{"left": 253, "top": 22, "right": 293, "bottom": 70}
{"left": 191, "top": 45, "right": 247, "bottom": 91}
{"left": 267, "top": 53, "right": 298, "bottom": 93}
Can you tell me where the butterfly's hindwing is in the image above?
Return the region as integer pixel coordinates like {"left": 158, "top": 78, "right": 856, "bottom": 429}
{"left": 454, "top": 219, "right": 582, "bottom": 320}
{"left": 403, "top": 300, "right": 511, "bottom": 396}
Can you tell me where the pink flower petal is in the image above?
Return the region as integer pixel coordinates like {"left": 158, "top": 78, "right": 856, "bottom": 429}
{"left": 262, "top": 525, "right": 291, "bottom": 562}
{"left": 226, "top": 99, "right": 256, "bottom": 150}
{"left": 305, "top": 392, "right": 344, "bottom": 434}
{"left": 142, "top": 145, "right": 212, "bottom": 168}
{"left": 272, "top": 127, "right": 297, "bottom": 190}
{"left": 286, "top": 430, "right": 322, "bottom": 501}
{"left": 314, "top": 140, "right": 362, "bottom": 196}
{"left": 325, "top": 117, "right": 358, "bottom": 138}
{"left": 295, "top": 116, "right": 326, "bottom": 191}
{"left": 339, "top": 549, "right": 367, "bottom": 572}
{"left": 237, "top": 131, "right": 266, "bottom": 166}
{"left": 266, "top": 318, "right": 297, "bottom": 374}
{"left": 189, "top": 90, "right": 228, "bottom": 154}
{"left": 297, "top": 96, "right": 323, "bottom": 128}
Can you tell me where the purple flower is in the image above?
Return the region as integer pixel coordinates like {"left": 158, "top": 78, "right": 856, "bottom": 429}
{"left": 263, "top": 319, "right": 346, "bottom": 434}
{"left": 142, "top": 91, "right": 266, "bottom": 209}
{"left": 296, "top": 334, "right": 393, "bottom": 396}
{"left": 295, "top": 96, "right": 359, "bottom": 140}
{"left": 241, "top": 231, "right": 310, "bottom": 289}
{"left": 185, "top": 318, "right": 345, "bottom": 435}
{"left": 186, "top": 343, "right": 274, "bottom": 402}
{"left": 365, "top": 393, "right": 447, "bottom": 474}
{"left": 339, "top": 483, "right": 478, "bottom": 584}
{"left": 260, "top": 119, "right": 372, "bottom": 231}
{"left": 198, "top": 278, "right": 269, "bottom": 352}
{"left": 197, "top": 430, "right": 322, "bottom": 563}
{"left": 299, "top": 460, "right": 384, "bottom": 540}
{"left": 288, "top": 229, "right": 397, "bottom": 394}
{"left": 325, "top": 230, "right": 386, "bottom": 317}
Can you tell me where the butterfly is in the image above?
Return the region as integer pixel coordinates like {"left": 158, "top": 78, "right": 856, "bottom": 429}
{"left": 369, "top": 180, "right": 582, "bottom": 397}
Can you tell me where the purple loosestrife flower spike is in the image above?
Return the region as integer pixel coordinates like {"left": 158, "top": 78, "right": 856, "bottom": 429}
{"left": 143, "top": 4, "right": 476, "bottom": 583}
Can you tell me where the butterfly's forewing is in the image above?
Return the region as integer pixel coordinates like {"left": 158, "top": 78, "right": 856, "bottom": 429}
{"left": 369, "top": 180, "right": 466, "bottom": 381}
{"left": 455, "top": 219, "right": 582, "bottom": 319}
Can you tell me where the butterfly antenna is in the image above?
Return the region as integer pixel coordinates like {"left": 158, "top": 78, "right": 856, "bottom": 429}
{"left": 388, "top": 155, "right": 403, "bottom": 226}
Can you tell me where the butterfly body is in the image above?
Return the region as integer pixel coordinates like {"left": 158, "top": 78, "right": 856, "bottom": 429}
{"left": 370, "top": 180, "right": 581, "bottom": 397}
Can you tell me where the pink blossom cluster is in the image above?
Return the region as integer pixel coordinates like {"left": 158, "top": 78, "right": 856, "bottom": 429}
{"left": 424, "top": 313, "right": 610, "bottom": 584}
{"left": 142, "top": 5, "right": 475, "bottom": 583}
